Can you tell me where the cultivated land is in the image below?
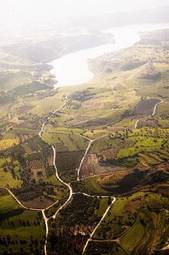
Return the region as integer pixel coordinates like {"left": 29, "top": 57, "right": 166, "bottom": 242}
{"left": 0, "top": 29, "right": 169, "bottom": 255}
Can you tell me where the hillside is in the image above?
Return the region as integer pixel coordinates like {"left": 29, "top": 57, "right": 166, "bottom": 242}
{"left": 0, "top": 28, "right": 169, "bottom": 255}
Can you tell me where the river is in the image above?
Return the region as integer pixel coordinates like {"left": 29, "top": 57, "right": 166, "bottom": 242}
{"left": 50, "top": 23, "right": 169, "bottom": 88}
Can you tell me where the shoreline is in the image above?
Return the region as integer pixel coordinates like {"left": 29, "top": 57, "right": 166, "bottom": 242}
{"left": 48, "top": 23, "right": 169, "bottom": 88}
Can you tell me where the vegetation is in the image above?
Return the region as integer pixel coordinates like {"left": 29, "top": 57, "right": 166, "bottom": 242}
{"left": 0, "top": 190, "right": 45, "bottom": 255}
{"left": 0, "top": 28, "right": 169, "bottom": 255}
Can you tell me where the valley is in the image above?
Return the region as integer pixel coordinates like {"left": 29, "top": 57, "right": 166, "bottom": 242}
{"left": 0, "top": 26, "right": 169, "bottom": 255}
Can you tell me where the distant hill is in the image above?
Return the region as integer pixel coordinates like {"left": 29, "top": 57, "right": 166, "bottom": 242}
{"left": 71, "top": 6, "right": 169, "bottom": 30}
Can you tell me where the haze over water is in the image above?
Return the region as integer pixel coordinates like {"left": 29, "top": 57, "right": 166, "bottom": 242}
{"left": 50, "top": 23, "right": 169, "bottom": 88}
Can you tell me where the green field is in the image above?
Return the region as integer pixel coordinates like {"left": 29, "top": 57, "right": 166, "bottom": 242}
{"left": 0, "top": 191, "right": 45, "bottom": 254}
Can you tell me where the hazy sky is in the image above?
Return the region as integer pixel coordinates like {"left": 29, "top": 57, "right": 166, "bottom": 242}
{"left": 0, "top": 0, "right": 169, "bottom": 39}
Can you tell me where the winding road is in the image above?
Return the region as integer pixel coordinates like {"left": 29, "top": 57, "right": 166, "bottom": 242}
{"left": 51, "top": 146, "right": 73, "bottom": 219}
{"left": 3, "top": 101, "right": 70, "bottom": 255}
{"left": 3, "top": 97, "right": 126, "bottom": 255}
{"left": 134, "top": 98, "right": 164, "bottom": 129}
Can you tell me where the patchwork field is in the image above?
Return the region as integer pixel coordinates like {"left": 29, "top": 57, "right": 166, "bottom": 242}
{"left": 0, "top": 133, "right": 68, "bottom": 209}
{"left": 89, "top": 192, "right": 169, "bottom": 255}
{"left": 0, "top": 28, "right": 169, "bottom": 255}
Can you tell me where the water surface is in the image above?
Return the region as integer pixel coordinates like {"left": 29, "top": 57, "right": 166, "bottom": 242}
{"left": 50, "top": 23, "right": 169, "bottom": 87}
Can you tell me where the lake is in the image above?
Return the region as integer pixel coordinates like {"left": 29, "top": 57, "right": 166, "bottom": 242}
{"left": 50, "top": 23, "right": 169, "bottom": 88}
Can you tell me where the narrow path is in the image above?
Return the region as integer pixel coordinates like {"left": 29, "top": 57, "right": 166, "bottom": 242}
{"left": 39, "top": 121, "right": 47, "bottom": 137}
{"left": 134, "top": 119, "right": 139, "bottom": 129}
{"left": 134, "top": 98, "right": 164, "bottom": 129}
{"left": 73, "top": 192, "right": 112, "bottom": 199}
{"left": 152, "top": 99, "right": 163, "bottom": 116}
{"left": 77, "top": 139, "right": 93, "bottom": 181}
{"left": 5, "top": 188, "right": 41, "bottom": 211}
{"left": 39, "top": 100, "right": 67, "bottom": 138}
{"left": 82, "top": 197, "right": 116, "bottom": 254}
{"left": 77, "top": 134, "right": 108, "bottom": 182}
